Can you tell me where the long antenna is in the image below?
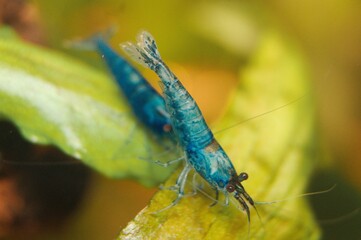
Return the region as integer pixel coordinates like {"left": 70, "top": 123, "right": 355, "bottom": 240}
{"left": 214, "top": 94, "right": 307, "bottom": 135}
{"left": 255, "top": 185, "right": 336, "bottom": 205}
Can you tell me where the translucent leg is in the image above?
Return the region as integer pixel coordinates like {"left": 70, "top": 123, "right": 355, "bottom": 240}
{"left": 160, "top": 172, "right": 198, "bottom": 196}
{"left": 223, "top": 194, "right": 230, "bottom": 206}
{"left": 154, "top": 163, "right": 192, "bottom": 213}
{"left": 188, "top": 172, "right": 199, "bottom": 197}
{"left": 139, "top": 140, "right": 184, "bottom": 167}
{"left": 154, "top": 155, "right": 185, "bottom": 167}
{"left": 209, "top": 188, "right": 219, "bottom": 207}
{"left": 134, "top": 126, "right": 182, "bottom": 165}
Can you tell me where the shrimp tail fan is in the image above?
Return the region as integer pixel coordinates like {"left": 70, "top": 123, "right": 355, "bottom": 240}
{"left": 121, "top": 31, "right": 163, "bottom": 71}
{"left": 64, "top": 26, "right": 118, "bottom": 51}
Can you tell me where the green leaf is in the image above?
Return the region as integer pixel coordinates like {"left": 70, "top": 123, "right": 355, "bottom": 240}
{"left": 0, "top": 27, "right": 176, "bottom": 186}
{"left": 118, "top": 32, "right": 320, "bottom": 239}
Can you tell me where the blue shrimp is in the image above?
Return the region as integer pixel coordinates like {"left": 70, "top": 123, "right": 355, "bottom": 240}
{"left": 69, "top": 31, "right": 173, "bottom": 139}
{"left": 122, "top": 32, "right": 256, "bottom": 222}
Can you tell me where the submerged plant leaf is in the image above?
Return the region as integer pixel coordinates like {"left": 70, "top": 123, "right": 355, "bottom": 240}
{"left": 0, "top": 27, "right": 177, "bottom": 186}
{"left": 119, "top": 32, "right": 320, "bottom": 239}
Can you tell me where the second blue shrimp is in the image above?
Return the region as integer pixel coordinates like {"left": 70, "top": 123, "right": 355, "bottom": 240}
{"left": 70, "top": 31, "right": 173, "bottom": 139}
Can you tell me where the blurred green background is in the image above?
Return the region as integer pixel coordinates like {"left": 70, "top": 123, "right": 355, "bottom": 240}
{"left": 0, "top": 0, "right": 360, "bottom": 239}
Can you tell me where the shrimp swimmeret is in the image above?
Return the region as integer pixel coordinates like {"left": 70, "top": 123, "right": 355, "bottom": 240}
{"left": 121, "top": 31, "right": 257, "bottom": 222}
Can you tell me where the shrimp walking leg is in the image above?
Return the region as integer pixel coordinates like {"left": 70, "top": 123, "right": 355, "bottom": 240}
{"left": 140, "top": 155, "right": 185, "bottom": 167}
{"left": 153, "top": 156, "right": 185, "bottom": 167}
{"left": 154, "top": 163, "right": 192, "bottom": 213}
{"left": 210, "top": 187, "right": 219, "bottom": 207}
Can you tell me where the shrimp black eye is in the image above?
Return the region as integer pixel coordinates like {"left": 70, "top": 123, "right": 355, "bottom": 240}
{"left": 238, "top": 172, "right": 248, "bottom": 182}
{"left": 226, "top": 183, "right": 235, "bottom": 193}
